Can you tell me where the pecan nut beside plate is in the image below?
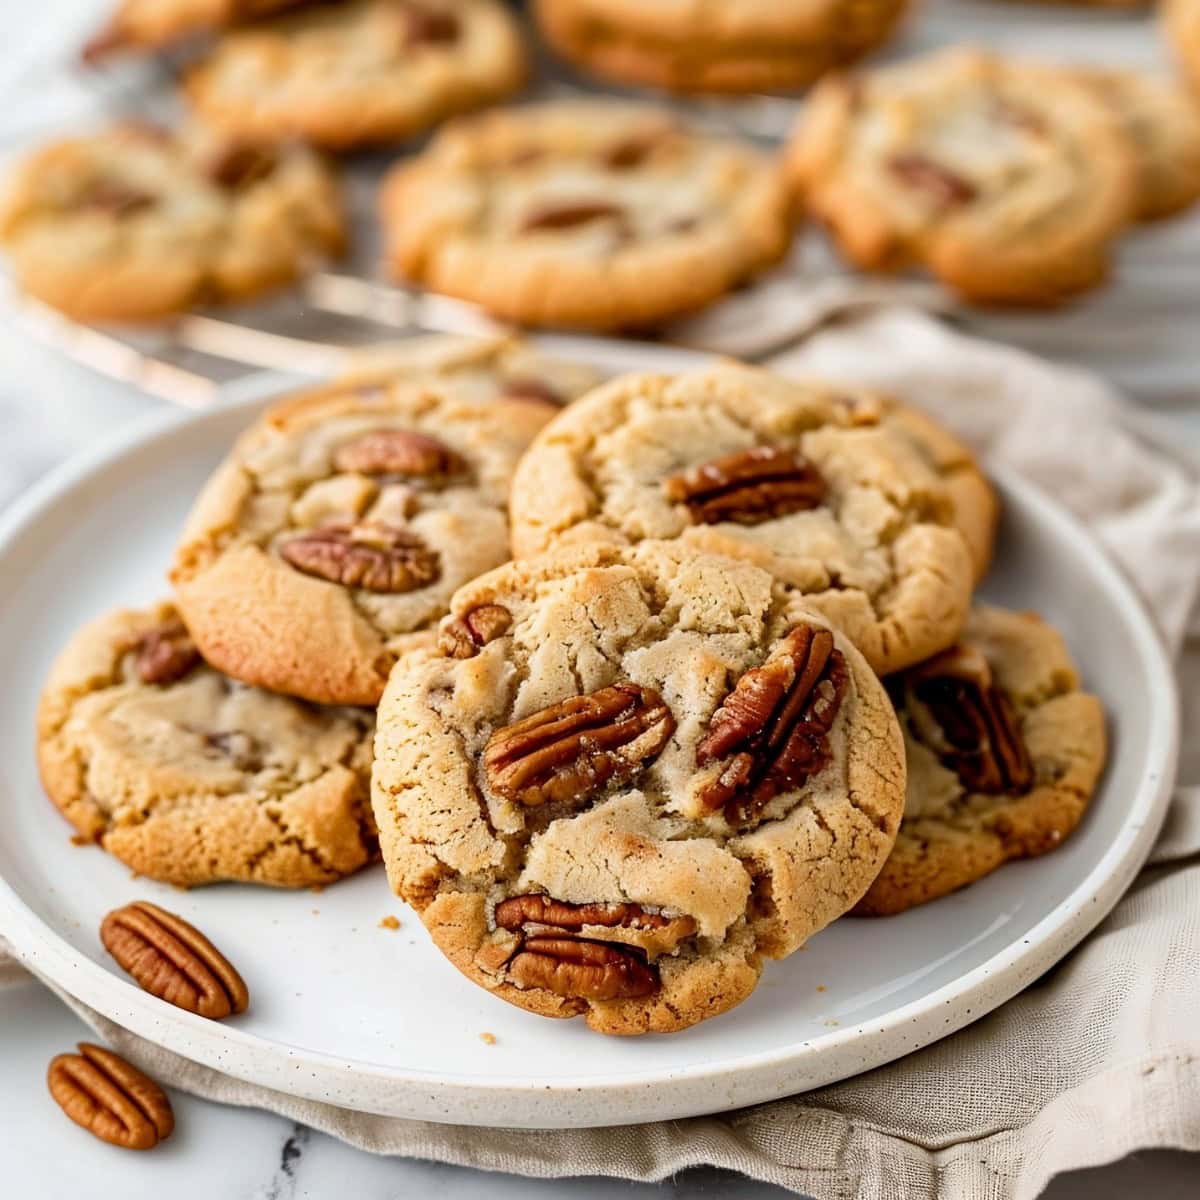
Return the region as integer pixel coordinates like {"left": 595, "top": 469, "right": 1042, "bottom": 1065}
{"left": 280, "top": 523, "right": 440, "bottom": 592}
{"left": 100, "top": 901, "right": 249, "bottom": 1019}
{"left": 332, "top": 429, "right": 466, "bottom": 481}
{"left": 134, "top": 620, "right": 200, "bottom": 685}
{"left": 905, "top": 643, "right": 1034, "bottom": 793}
{"left": 484, "top": 683, "right": 675, "bottom": 807}
{"left": 47, "top": 1043, "right": 174, "bottom": 1150}
{"left": 696, "top": 624, "right": 849, "bottom": 822}
{"left": 663, "top": 446, "right": 827, "bottom": 526}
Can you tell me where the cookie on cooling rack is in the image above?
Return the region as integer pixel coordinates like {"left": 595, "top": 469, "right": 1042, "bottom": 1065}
{"left": 371, "top": 541, "right": 905, "bottom": 1034}
{"left": 185, "top": 0, "right": 527, "bottom": 150}
{"left": 856, "top": 605, "right": 1107, "bottom": 915}
{"left": 786, "top": 48, "right": 1138, "bottom": 305}
{"left": 379, "top": 101, "right": 792, "bottom": 331}
{"left": 37, "top": 603, "right": 376, "bottom": 889}
{"left": 0, "top": 122, "right": 343, "bottom": 321}
{"left": 507, "top": 362, "right": 978, "bottom": 675}
{"left": 533, "top": 0, "right": 910, "bottom": 94}
{"left": 171, "top": 363, "right": 578, "bottom": 705}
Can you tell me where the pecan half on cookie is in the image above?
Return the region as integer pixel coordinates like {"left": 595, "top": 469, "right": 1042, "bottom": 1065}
{"left": 664, "top": 446, "right": 826, "bottom": 526}
{"left": 856, "top": 605, "right": 1108, "bottom": 917}
{"left": 371, "top": 542, "right": 907, "bottom": 1034}
{"left": 280, "top": 523, "right": 441, "bottom": 592}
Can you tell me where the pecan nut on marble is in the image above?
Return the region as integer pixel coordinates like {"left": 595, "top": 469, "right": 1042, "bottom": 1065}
{"left": 135, "top": 620, "right": 200, "bottom": 685}
{"left": 904, "top": 643, "right": 1034, "bottom": 794}
{"left": 438, "top": 603, "right": 512, "bottom": 658}
{"left": 332, "top": 429, "right": 466, "bottom": 482}
{"left": 100, "top": 901, "right": 249, "bottom": 1019}
{"left": 507, "top": 936, "right": 659, "bottom": 1001}
{"left": 696, "top": 624, "right": 848, "bottom": 822}
{"left": 664, "top": 446, "right": 827, "bottom": 526}
{"left": 484, "top": 684, "right": 674, "bottom": 807}
{"left": 48, "top": 1043, "right": 174, "bottom": 1150}
{"left": 280, "top": 523, "right": 440, "bottom": 592}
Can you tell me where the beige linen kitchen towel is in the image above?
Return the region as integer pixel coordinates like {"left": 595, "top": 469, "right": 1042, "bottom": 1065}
{"left": 3, "top": 309, "right": 1200, "bottom": 1200}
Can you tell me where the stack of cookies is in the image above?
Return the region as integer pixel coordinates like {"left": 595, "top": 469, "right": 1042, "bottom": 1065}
{"left": 38, "top": 344, "right": 1108, "bottom": 1036}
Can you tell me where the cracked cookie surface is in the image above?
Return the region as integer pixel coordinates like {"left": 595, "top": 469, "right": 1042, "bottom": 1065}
{"left": 171, "top": 353, "right": 583, "bottom": 705}
{"left": 509, "top": 363, "right": 977, "bottom": 675}
{"left": 856, "top": 604, "right": 1107, "bottom": 916}
{"left": 185, "top": 0, "right": 526, "bottom": 150}
{"left": 379, "top": 101, "right": 792, "bottom": 331}
{"left": 371, "top": 540, "right": 905, "bottom": 1035}
{"left": 786, "top": 47, "right": 1138, "bottom": 305}
{"left": 534, "top": 0, "right": 909, "bottom": 94}
{"left": 37, "top": 603, "right": 376, "bottom": 889}
{"left": 0, "top": 122, "right": 343, "bottom": 322}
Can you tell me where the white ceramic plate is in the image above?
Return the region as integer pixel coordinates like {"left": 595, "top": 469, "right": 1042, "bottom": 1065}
{"left": 0, "top": 358, "right": 1178, "bottom": 1129}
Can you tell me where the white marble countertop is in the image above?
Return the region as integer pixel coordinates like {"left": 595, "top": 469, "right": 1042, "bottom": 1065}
{"left": 3, "top": 1, "right": 1200, "bottom": 1195}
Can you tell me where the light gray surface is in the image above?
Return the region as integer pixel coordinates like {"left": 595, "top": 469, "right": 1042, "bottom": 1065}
{"left": 1, "top": 0, "right": 1199, "bottom": 1194}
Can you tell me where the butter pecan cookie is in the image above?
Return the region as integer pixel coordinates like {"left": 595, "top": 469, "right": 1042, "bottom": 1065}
{"left": 83, "top": 0, "right": 311, "bottom": 60}
{"left": 533, "top": 0, "right": 909, "bottom": 94}
{"left": 172, "top": 369, "right": 562, "bottom": 705}
{"left": 856, "top": 605, "right": 1107, "bottom": 916}
{"left": 371, "top": 541, "right": 905, "bottom": 1034}
{"left": 379, "top": 101, "right": 792, "bottom": 331}
{"left": 1165, "top": 0, "right": 1200, "bottom": 93}
{"left": 0, "top": 122, "right": 343, "bottom": 322}
{"left": 37, "top": 604, "right": 376, "bottom": 889}
{"left": 508, "top": 364, "right": 977, "bottom": 675}
{"left": 787, "top": 48, "right": 1139, "bottom": 305}
{"left": 185, "top": 0, "right": 526, "bottom": 150}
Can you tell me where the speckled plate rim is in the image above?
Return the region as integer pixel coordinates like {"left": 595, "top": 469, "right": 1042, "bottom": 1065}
{"left": 0, "top": 347, "right": 1180, "bottom": 1128}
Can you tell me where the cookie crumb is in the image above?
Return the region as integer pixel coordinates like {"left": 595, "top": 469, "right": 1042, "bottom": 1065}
{"left": 311, "top": 909, "right": 320, "bottom": 916}
{"left": 379, "top": 915, "right": 401, "bottom": 930}
{"left": 70, "top": 834, "right": 92, "bottom": 846}
{"left": 479, "top": 1032, "right": 497, "bottom": 1046}
{"left": 816, "top": 984, "right": 826, "bottom": 993}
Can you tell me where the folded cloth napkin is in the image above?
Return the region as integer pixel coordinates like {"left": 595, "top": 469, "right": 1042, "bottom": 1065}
{"left": 3, "top": 308, "right": 1199, "bottom": 1200}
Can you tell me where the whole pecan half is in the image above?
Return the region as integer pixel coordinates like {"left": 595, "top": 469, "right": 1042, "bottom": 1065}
{"left": 696, "top": 625, "right": 848, "bottom": 822}
{"left": 508, "top": 937, "right": 658, "bottom": 1000}
{"left": 78, "top": 179, "right": 156, "bottom": 217}
{"left": 495, "top": 893, "right": 695, "bottom": 938}
{"left": 332, "top": 429, "right": 466, "bottom": 481}
{"left": 135, "top": 621, "right": 200, "bottom": 686}
{"left": 663, "top": 446, "right": 827, "bottom": 526}
{"left": 484, "top": 683, "right": 674, "bottom": 807}
{"left": 905, "top": 643, "right": 1034, "bottom": 794}
{"left": 887, "top": 154, "right": 978, "bottom": 207}
{"left": 100, "top": 901, "right": 249, "bottom": 1020}
{"left": 438, "top": 603, "right": 512, "bottom": 659}
{"left": 280, "top": 523, "right": 440, "bottom": 592}
{"left": 48, "top": 1043, "right": 174, "bottom": 1150}
{"left": 520, "top": 200, "right": 630, "bottom": 235}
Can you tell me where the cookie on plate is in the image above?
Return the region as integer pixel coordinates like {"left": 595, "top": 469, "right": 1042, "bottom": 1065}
{"left": 185, "top": 0, "right": 527, "bottom": 150}
{"left": 856, "top": 605, "right": 1107, "bottom": 916}
{"left": 171, "top": 367, "right": 565, "bottom": 706}
{"left": 83, "top": 0, "right": 310, "bottom": 60}
{"left": 1076, "top": 68, "right": 1200, "bottom": 220}
{"left": 37, "top": 604, "right": 376, "bottom": 889}
{"left": 533, "top": 0, "right": 909, "bottom": 94}
{"left": 1165, "top": 0, "right": 1200, "bottom": 93}
{"left": 786, "top": 48, "right": 1138, "bottom": 305}
{"left": 0, "top": 122, "right": 343, "bottom": 322}
{"left": 379, "top": 101, "right": 792, "bottom": 331}
{"left": 371, "top": 541, "right": 905, "bottom": 1034}
{"left": 508, "top": 363, "right": 977, "bottom": 675}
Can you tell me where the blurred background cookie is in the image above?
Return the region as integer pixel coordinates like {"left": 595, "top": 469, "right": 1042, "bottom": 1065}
{"left": 185, "top": 0, "right": 527, "bottom": 150}
{"left": 0, "top": 122, "right": 343, "bottom": 321}
{"left": 37, "top": 603, "right": 377, "bottom": 889}
{"left": 379, "top": 101, "right": 792, "bottom": 330}
{"left": 1165, "top": 0, "right": 1200, "bottom": 94}
{"left": 786, "top": 47, "right": 1139, "bottom": 305}
{"left": 533, "top": 0, "right": 910, "bottom": 93}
